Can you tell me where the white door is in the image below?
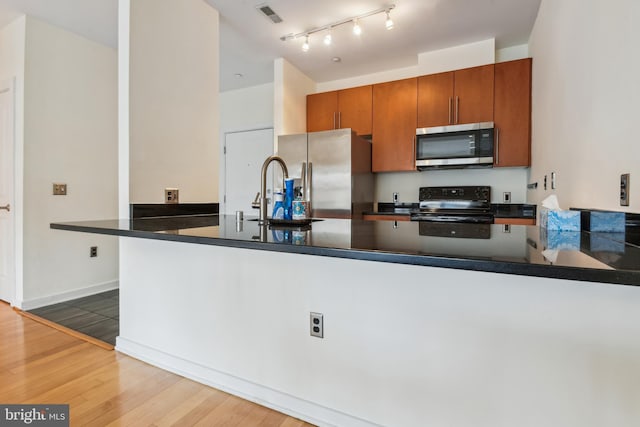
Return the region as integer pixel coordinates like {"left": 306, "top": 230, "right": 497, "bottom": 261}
{"left": 0, "top": 80, "right": 15, "bottom": 304}
{"left": 224, "top": 128, "right": 274, "bottom": 215}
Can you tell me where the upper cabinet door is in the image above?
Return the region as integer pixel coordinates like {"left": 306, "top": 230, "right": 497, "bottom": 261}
{"left": 337, "top": 85, "right": 372, "bottom": 136}
{"left": 307, "top": 91, "right": 338, "bottom": 132}
{"left": 417, "top": 72, "right": 454, "bottom": 128}
{"left": 372, "top": 78, "right": 417, "bottom": 172}
{"left": 494, "top": 58, "right": 532, "bottom": 167}
{"left": 453, "top": 64, "right": 495, "bottom": 125}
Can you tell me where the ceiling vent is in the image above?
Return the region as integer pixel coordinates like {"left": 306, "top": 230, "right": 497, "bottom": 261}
{"left": 256, "top": 4, "right": 283, "bottom": 24}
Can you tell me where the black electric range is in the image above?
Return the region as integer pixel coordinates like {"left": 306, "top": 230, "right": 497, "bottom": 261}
{"left": 410, "top": 186, "right": 493, "bottom": 238}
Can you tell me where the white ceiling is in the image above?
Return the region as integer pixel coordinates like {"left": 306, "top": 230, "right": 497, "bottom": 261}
{"left": 0, "top": 0, "right": 117, "bottom": 47}
{"left": 207, "top": 0, "right": 541, "bottom": 91}
{"left": 0, "top": 0, "right": 541, "bottom": 92}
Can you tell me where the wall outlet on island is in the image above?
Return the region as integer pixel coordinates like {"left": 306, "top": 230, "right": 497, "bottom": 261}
{"left": 310, "top": 312, "right": 323, "bottom": 338}
{"left": 165, "top": 188, "right": 179, "bottom": 204}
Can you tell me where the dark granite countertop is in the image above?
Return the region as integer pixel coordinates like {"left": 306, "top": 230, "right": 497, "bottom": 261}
{"left": 51, "top": 215, "right": 640, "bottom": 287}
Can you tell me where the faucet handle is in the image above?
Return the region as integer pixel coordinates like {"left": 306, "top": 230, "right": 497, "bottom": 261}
{"left": 251, "top": 192, "right": 260, "bottom": 209}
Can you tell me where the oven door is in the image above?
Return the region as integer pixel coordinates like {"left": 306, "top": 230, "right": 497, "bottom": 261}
{"left": 415, "top": 123, "right": 494, "bottom": 169}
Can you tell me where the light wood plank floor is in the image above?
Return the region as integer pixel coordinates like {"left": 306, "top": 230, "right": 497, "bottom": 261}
{"left": 1, "top": 302, "right": 315, "bottom": 426}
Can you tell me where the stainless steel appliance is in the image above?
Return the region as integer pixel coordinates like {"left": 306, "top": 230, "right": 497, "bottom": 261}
{"left": 410, "top": 186, "right": 493, "bottom": 224}
{"left": 276, "top": 129, "right": 374, "bottom": 219}
{"left": 415, "top": 122, "right": 494, "bottom": 170}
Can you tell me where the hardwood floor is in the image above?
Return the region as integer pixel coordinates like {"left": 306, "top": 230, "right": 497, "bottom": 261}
{"left": 1, "top": 302, "right": 314, "bottom": 426}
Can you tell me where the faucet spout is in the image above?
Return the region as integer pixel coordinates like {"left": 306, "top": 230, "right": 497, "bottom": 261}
{"left": 259, "top": 155, "right": 289, "bottom": 224}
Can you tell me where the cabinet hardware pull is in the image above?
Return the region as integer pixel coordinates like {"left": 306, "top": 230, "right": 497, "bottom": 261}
{"left": 495, "top": 128, "right": 500, "bottom": 165}
{"left": 455, "top": 96, "right": 459, "bottom": 124}
{"left": 0, "top": 204, "right": 10, "bottom": 212}
{"left": 338, "top": 111, "right": 341, "bottom": 128}
{"left": 448, "top": 98, "right": 452, "bottom": 124}
{"left": 333, "top": 112, "right": 336, "bottom": 129}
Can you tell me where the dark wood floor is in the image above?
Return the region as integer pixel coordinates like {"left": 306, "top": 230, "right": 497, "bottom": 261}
{"left": 28, "top": 289, "right": 119, "bottom": 345}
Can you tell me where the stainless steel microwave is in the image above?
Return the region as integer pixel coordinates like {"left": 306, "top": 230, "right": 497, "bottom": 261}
{"left": 415, "top": 122, "right": 494, "bottom": 170}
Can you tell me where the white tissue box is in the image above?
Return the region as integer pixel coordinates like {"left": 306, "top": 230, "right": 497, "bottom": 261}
{"left": 539, "top": 207, "right": 581, "bottom": 231}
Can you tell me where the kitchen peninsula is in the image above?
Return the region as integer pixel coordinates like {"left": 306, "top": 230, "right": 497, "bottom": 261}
{"left": 51, "top": 214, "right": 640, "bottom": 427}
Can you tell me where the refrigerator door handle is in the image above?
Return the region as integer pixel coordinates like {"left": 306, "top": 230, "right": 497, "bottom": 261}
{"left": 307, "top": 162, "right": 313, "bottom": 203}
{"left": 301, "top": 162, "right": 307, "bottom": 200}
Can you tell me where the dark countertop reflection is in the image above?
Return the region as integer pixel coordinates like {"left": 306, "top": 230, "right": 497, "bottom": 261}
{"left": 51, "top": 215, "right": 640, "bottom": 287}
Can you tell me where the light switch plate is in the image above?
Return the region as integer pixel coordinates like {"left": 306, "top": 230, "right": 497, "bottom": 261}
{"left": 621, "top": 173, "right": 630, "bottom": 206}
{"left": 53, "top": 183, "right": 67, "bottom": 195}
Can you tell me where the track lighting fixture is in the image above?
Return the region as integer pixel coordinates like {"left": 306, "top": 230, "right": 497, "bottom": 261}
{"left": 280, "top": 4, "right": 396, "bottom": 52}
{"left": 385, "top": 10, "right": 394, "bottom": 30}
{"left": 353, "top": 18, "right": 362, "bottom": 36}
{"left": 324, "top": 28, "right": 333, "bottom": 45}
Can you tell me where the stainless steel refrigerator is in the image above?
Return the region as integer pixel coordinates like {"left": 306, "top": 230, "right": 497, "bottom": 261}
{"left": 276, "top": 128, "right": 374, "bottom": 219}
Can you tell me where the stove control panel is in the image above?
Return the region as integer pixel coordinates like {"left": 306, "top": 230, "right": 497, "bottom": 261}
{"left": 419, "top": 186, "right": 491, "bottom": 202}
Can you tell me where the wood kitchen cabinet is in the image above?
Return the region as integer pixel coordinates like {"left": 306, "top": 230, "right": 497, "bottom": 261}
{"left": 307, "top": 91, "right": 337, "bottom": 132}
{"left": 494, "top": 58, "right": 532, "bottom": 167}
{"left": 372, "top": 78, "right": 417, "bottom": 172}
{"left": 306, "top": 85, "right": 372, "bottom": 135}
{"left": 417, "top": 64, "right": 494, "bottom": 128}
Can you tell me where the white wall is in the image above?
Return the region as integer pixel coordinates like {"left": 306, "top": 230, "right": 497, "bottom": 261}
{"left": 129, "top": 0, "right": 219, "bottom": 203}
{"left": 0, "top": 16, "right": 26, "bottom": 304}
{"left": 274, "top": 58, "right": 315, "bottom": 140}
{"left": 528, "top": 0, "right": 640, "bottom": 211}
{"left": 417, "top": 38, "right": 495, "bottom": 75}
{"left": 220, "top": 83, "right": 274, "bottom": 133}
{"left": 118, "top": 237, "right": 640, "bottom": 427}
{"left": 20, "top": 17, "right": 118, "bottom": 307}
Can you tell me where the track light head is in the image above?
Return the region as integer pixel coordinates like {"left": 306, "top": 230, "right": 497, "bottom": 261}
{"left": 323, "top": 29, "right": 332, "bottom": 45}
{"left": 353, "top": 18, "right": 362, "bottom": 36}
{"left": 385, "top": 10, "right": 394, "bottom": 30}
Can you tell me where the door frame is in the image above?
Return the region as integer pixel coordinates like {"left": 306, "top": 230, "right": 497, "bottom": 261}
{"left": 221, "top": 126, "right": 274, "bottom": 215}
{"left": 0, "top": 78, "right": 16, "bottom": 305}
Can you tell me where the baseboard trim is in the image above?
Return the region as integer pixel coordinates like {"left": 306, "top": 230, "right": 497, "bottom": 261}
{"left": 116, "top": 337, "right": 380, "bottom": 427}
{"left": 19, "top": 280, "right": 119, "bottom": 310}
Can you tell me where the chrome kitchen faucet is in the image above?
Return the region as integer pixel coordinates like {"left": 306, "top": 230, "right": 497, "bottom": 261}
{"left": 252, "top": 155, "right": 289, "bottom": 224}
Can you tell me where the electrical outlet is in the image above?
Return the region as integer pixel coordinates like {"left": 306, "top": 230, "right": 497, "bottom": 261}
{"left": 502, "top": 224, "right": 511, "bottom": 233}
{"left": 544, "top": 175, "right": 548, "bottom": 190}
{"left": 90, "top": 246, "right": 98, "bottom": 257}
{"left": 621, "top": 173, "right": 630, "bottom": 206}
{"left": 310, "top": 312, "right": 323, "bottom": 338}
{"left": 551, "top": 172, "right": 557, "bottom": 189}
{"left": 503, "top": 192, "right": 511, "bottom": 203}
{"left": 393, "top": 192, "right": 399, "bottom": 203}
{"left": 53, "top": 183, "right": 67, "bottom": 195}
{"left": 165, "top": 188, "right": 179, "bottom": 204}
